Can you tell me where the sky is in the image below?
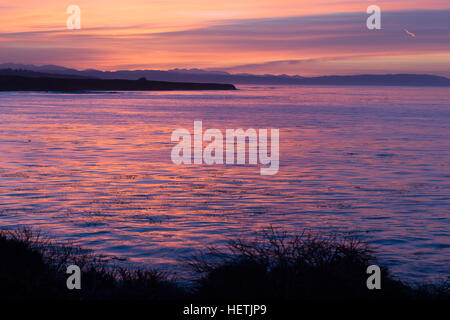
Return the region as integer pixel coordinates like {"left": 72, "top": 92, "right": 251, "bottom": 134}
{"left": 0, "top": 0, "right": 449, "bottom": 76}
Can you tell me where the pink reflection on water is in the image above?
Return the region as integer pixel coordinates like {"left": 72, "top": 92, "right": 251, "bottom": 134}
{"left": 0, "top": 86, "right": 449, "bottom": 282}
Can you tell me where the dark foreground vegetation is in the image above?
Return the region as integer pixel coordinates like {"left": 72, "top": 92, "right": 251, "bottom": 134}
{"left": 0, "top": 228, "right": 448, "bottom": 300}
{"left": 0, "top": 74, "right": 236, "bottom": 92}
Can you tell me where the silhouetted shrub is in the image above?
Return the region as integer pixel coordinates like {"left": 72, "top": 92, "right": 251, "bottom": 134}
{"left": 0, "top": 227, "right": 186, "bottom": 300}
{"left": 0, "top": 227, "right": 448, "bottom": 300}
{"left": 188, "top": 228, "right": 449, "bottom": 300}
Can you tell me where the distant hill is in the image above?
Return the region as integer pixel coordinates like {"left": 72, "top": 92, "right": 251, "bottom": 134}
{"left": 0, "top": 68, "right": 95, "bottom": 79}
{"left": 1, "top": 63, "right": 450, "bottom": 86}
{"left": 0, "top": 72, "right": 236, "bottom": 92}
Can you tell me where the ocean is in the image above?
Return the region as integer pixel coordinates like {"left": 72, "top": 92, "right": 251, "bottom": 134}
{"left": 0, "top": 85, "right": 449, "bottom": 282}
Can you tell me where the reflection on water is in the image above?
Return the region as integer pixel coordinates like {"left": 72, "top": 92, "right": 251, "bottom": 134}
{"left": 0, "top": 85, "right": 449, "bottom": 282}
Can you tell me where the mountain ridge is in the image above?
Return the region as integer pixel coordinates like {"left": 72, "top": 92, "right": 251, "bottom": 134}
{"left": 1, "top": 63, "right": 449, "bottom": 86}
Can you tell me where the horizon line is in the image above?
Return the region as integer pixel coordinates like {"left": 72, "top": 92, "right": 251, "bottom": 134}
{"left": 1, "top": 62, "right": 449, "bottom": 80}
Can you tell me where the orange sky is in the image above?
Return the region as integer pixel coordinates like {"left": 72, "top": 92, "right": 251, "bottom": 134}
{"left": 0, "top": 0, "right": 449, "bottom": 75}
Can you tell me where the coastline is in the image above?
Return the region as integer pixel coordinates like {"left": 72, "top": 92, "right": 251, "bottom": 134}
{"left": 0, "top": 75, "right": 237, "bottom": 92}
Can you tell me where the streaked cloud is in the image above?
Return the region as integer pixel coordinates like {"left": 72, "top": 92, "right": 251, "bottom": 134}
{"left": 0, "top": 0, "right": 449, "bottom": 75}
{"left": 404, "top": 29, "right": 416, "bottom": 38}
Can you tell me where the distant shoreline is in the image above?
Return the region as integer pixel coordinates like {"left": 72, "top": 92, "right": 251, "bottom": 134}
{"left": 2, "top": 66, "right": 450, "bottom": 87}
{"left": 0, "top": 75, "right": 236, "bottom": 92}
{"left": 2, "top": 64, "right": 450, "bottom": 87}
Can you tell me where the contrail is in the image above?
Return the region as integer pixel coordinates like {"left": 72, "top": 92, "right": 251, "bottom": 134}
{"left": 404, "top": 29, "right": 416, "bottom": 38}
